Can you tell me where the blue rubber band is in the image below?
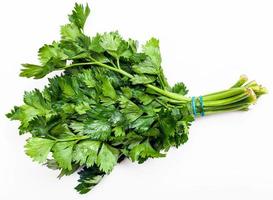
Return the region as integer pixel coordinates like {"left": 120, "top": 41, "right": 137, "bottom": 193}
{"left": 199, "top": 96, "right": 205, "bottom": 116}
{"left": 191, "top": 97, "right": 197, "bottom": 118}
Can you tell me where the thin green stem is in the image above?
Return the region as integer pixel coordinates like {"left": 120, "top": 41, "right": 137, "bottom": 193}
{"left": 94, "top": 61, "right": 133, "bottom": 78}
{"left": 204, "top": 102, "right": 251, "bottom": 111}
{"left": 146, "top": 84, "right": 190, "bottom": 102}
{"left": 203, "top": 88, "right": 247, "bottom": 101}
{"left": 110, "top": 60, "right": 118, "bottom": 68}
{"left": 230, "top": 75, "right": 248, "bottom": 88}
{"left": 161, "top": 98, "right": 185, "bottom": 104}
{"left": 244, "top": 80, "right": 257, "bottom": 88}
{"left": 204, "top": 105, "right": 249, "bottom": 115}
{"left": 155, "top": 98, "right": 170, "bottom": 108}
{"left": 204, "top": 91, "right": 250, "bottom": 107}
{"left": 116, "top": 58, "right": 121, "bottom": 69}
{"left": 66, "top": 62, "right": 97, "bottom": 68}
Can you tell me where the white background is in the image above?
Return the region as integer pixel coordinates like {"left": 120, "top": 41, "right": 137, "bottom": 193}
{"left": 0, "top": 0, "right": 272, "bottom": 199}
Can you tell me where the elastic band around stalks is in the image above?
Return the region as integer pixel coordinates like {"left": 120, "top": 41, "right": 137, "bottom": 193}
{"left": 191, "top": 96, "right": 205, "bottom": 118}
{"left": 191, "top": 97, "right": 197, "bottom": 118}
{"left": 199, "top": 96, "right": 205, "bottom": 117}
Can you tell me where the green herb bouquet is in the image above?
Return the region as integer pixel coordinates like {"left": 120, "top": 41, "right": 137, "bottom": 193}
{"left": 7, "top": 4, "right": 267, "bottom": 194}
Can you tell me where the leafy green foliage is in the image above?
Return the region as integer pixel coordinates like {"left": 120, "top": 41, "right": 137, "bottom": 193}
{"left": 20, "top": 64, "right": 53, "bottom": 79}
{"left": 84, "top": 120, "right": 112, "bottom": 140}
{"left": 7, "top": 3, "right": 194, "bottom": 194}
{"left": 72, "top": 140, "right": 100, "bottom": 167}
{"left": 132, "top": 58, "right": 159, "bottom": 75}
{"left": 143, "top": 38, "right": 162, "bottom": 67}
{"left": 52, "top": 141, "right": 75, "bottom": 170}
{"left": 131, "top": 74, "right": 156, "bottom": 85}
{"left": 75, "top": 167, "right": 105, "bottom": 194}
{"left": 119, "top": 96, "right": 143, "bottom": 122}
{"left": 101, "top": 78, "right": 117, "bottom": 99}
{"left": 97, "top": 143, "right": 119, "bottom": 173}
{"left": 129, "top": 139, "right": 164, "bottom": 163}
{"left": 38, "top": 42, "right": 68, "bottom": 65}
{"left": 61, "top": 24, "right": 81, "bottom": 41}
{"left": 172, "top": 82, "right": 188, "bottom": 95}
{"left": 25, "top": 138, "right": 55, "bottom": 163}
{"left": 69, "top": 3, "right": 90, "bottom": 30}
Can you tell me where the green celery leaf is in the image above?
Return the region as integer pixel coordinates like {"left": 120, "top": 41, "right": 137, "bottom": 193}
{"left": 131, "top": 74, "right": 156, "bottom": 85}
{"left": 6, "top": 105, "right": 39, "bottom": 131}
{"left": 109, "top": 111, "right": 125, "bottom": 126}
{"left": 121, "top": 87, "right": 133, "bottom": 99}
{"left": 78, "top": 70, "right": 96, "bottom": 88}
{"left": 129, "top": 139, "right": 164, "bottom": 162}
{"left": 69, "top": 122, "right": 85, "bottom": 134}
{"left": 132, "top": 58, "right": 159, "bottom": 75}
{"left": 97, "top": 143, "right": 119, "bottom": 173}
{"left": 143, "top": 38, "right": 162, "bottom": 67}
{"left": 23, "top": 89, "right": 53, "bottom": 118}
{"left": 84, "top": 120, "right": 111, "bottom": 140}
{"left": 61, "top": 23, "right": 81, "bottom": 41}
{"left": 89, "top": 34, "right": 105, "bottom": 53}
{"left": 38, "top": 42, "right": 68, "bottom": 65}
{"left": 130, "top": 116, "right": 155, "bottom": 133}
{"left": 100, "top": 32, "right": 121, "bottom": 51}
{"left": 73, "top": 140, "right": 101, "bottom": 167}
{"left": 172, "top": 82, "right": 188, "bottom": 95}
{"left": 75, "top": 102, "right": 90, "bottom": 114}
{"left": 25, "top": 137, "right": 55, "bottom": 163}
{"left": 69, "top": 3, "right": 90, "bottom": 30}
{"left": 50, "top": 123, "right": 72, "bottom": 136}
{"left": 20, "top": 64, "right": 54, "bottom": 79}
{"left": 158, "top": 110, "right": 176, "bottom": 137}
{"left": 75, "top": 166, "right": 105, "bottom": 194}
{"left": 7, "top": 89, "right": 55, "bottom": 132}
{"left": 102, "top": 78, "right": 117, "bottom": 99}
{"left": 113, "top": 126, "right": 126, "bottom": 137}
{"left": 119, "top": 96, "right": 143, "bottom": 122}
{"left": 133, "top": 90, "right": 154, "bottom": 105}
{"left": 52, "top": 141, "right": 75, "bottom": 170}
{"left": 58, "top": 77, "right": 77, "bottom": 97}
